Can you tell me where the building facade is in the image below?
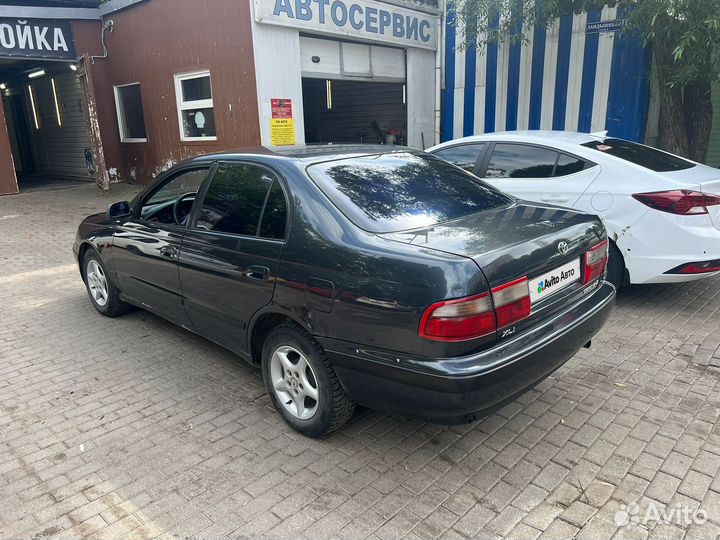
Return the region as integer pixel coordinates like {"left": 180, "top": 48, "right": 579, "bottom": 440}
{"left": 0, "top": 0, "right": 716, "bottom": 196}
{"left": 0, "top": 0, "right": 441, "bottom": 195}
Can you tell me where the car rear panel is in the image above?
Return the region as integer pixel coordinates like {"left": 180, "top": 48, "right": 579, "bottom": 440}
{"left": 657, "top": 165, "right": 720, "bottom": 231}
{"left": 381, "top": 201, "right": 607, "bottom": 343}
{"left": 701, "top": 179, "right": 720, "bottom": 231}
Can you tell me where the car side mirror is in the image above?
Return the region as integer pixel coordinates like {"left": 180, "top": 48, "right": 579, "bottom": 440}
{"left": 107, "top": 200, "right": 132, "bottom": 219}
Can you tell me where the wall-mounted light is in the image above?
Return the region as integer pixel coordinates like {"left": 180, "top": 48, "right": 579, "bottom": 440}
{"left": 28, "top": 85, "right": 40, "bottom": 129}
{"left": 0, "top": 83, "right": 6, "bottom": 91}
{"left": 28, "top": 69, "right": 46, "bottom": 79}
{"left": 326, "top": 79, "right": 333, "bottom": 110}
{"left": 403, "top": 84, "right": 406, "bottom": 105}
{"left": 69, "top": 64, "right": 78, "bottom": 72}
{"left": 51, "top": 78, "right": 62, "bottom": 127}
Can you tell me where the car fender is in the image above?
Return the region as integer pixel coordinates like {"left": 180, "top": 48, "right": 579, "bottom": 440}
{"left": 76, "top": 232, "right": 117, "bottom": 280}
{"left": 245, "top": 303, "right": 313, "bottom": 360}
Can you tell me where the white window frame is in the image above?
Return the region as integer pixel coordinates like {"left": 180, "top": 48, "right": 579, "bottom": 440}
{"left": 113, "top": 82, "right": 147, "bottom": 143}
{"left": 174, "top": 70, "right": 216, "bottom": 142}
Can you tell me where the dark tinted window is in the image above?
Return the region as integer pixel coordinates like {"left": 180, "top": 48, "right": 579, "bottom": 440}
{"left": 432, "top": 144, "right": 485, "bottom": 172}
{"left": 554, "top": 154, "right": 586, "bottom": 177}
{"left": 306, "top": 152, "right": 512, "bottom": 233}
{"left": 197, "top": 163, "right": 274, "bottom": 235}
{"left": 582, "top": 138, "right": 695, "bottom": 172}
{"left": 115, "top": 83, "right": 147, "bottom": 141}
{"left": 259, "top": 180, "right": 288, "bottom": 239}
{"left": 486, "top": 144, "right": 559, "bottom": 178}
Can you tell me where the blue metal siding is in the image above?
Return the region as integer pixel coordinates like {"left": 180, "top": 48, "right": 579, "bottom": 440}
{"left": 442, "top": 6, "right": 652, "bottom": 143}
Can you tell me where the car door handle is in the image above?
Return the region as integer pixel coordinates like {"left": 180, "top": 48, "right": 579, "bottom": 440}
{"left": 246, "top": 265, "right": 270, "bottom": 281}
{"left": 160, "top": 245, "right": 178, "bottom": 259}
{"left": 541, "top": 196, "right": 571, "bottom": 203}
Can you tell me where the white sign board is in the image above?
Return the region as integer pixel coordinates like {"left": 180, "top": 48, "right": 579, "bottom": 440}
{"left": 254, "top": 0, "right": 438, "bottom": 50}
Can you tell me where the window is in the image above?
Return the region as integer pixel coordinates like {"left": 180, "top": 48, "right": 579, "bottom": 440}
{"left": 174, "top": 70, "right": 217, "bottom": 141}
{"left": 432, "top": 144, "right": 486, "bottom": 172}
{"left": 197, "top": 163, "right": 280, "bottom": 236}
{"left": 114, "top": 83, "right": 147, "bottom": 142}
{"left": 485, "top": 144, "right": 559, "bottom": 178}
{"left": 306, "top": 152, "right": 511, "bottom": 233}
{"left": 554, "top": 154, "right": 587, "bottom": 177}
{"left": 259, "top": 181, "right": 288, "bottom": 239}
{"left": 141, "top": 168, "right": 208, "bottom": 225}
{"left": 582, "top": 138, "right": 695, "bottom": 172}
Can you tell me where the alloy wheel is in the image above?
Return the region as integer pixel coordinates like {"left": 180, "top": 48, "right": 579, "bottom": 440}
{"left": 86, "top": 259, "right": 109, "bottom": 307}
{"left": 269, "top": 345, "right": 319, "bottom": 420}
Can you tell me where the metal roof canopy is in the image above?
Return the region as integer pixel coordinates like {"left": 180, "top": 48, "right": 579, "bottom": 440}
{"left": 0, "top": 2, "right": 101, "bottom": 19}
{"left": 6, "top": 1, "right": 101, "bottom": 7}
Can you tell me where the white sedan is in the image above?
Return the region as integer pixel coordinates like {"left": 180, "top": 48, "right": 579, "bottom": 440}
{"left": 428, "top": 131, "right": 720, "bottom": 288}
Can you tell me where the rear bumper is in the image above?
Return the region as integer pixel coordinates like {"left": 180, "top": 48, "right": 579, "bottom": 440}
{"left": 617, "top": 210, "right": 720, "bottom": 284}
{"left": 319, "top": 281, "right": 615, "bottom": 424}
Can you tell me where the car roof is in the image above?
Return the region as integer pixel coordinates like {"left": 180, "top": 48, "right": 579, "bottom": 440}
{"left": 187, "top": 144, "right": 420, "bottom": 165}
{"left": 433, "top": 130, "right": 605, "bottom": 148}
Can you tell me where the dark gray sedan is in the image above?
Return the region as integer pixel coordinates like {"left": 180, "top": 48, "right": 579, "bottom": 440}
{"left": 74, "top": 146, "right": 615, "bottom": 437}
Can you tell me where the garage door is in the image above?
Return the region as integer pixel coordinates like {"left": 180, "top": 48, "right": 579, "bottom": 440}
{"left": 27, "top": 71, "right": 92, "bottom": 179}
{"left": 300, "top": 37, "right": 406, "bottom": 82}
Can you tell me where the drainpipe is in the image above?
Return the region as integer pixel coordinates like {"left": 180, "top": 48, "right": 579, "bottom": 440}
{"left": 434, "top": 0, "right": 445, "bottom": 146}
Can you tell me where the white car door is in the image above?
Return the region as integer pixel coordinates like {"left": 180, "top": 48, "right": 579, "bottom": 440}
{"left": 479, "top": 142, "right": 601, "bottom": 208}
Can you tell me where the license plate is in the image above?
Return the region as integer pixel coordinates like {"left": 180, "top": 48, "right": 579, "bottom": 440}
{"left": 530, "top": 258, "right": 581, "bottom": 303}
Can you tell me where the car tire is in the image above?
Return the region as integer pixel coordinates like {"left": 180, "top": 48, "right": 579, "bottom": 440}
{"left": 262, "top": 324, "right": 355, "bottom": 438}
{"left": 83, "top": 249, "right": 130, "bottom": 317}
{"left": 606, "top": 241, "right": 625, "bottom": 290}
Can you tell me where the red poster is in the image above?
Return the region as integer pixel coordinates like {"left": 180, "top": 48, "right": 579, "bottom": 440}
{"left": 271, "top": 98, "right": 293, "bottom": 119}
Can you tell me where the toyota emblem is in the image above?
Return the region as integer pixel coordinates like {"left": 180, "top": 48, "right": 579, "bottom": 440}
{"left": 558, "top": 241, "right": 569, "bottom": 255}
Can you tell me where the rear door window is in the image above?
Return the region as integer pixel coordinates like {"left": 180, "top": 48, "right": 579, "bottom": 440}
{"left": 554, "top": 154, "right": 587, "bottom": 177}
{"left": 196, "top": 162, "right": 275, "bottom": 236}
{"left": 432, "top": 144, "right": 486, "bottom": 172}
{"left": 258, "top": 180, "right": 288, "bottom": 240}
{"left": 582, "top": 138, "right": 695, "bottom": 172}
{"left": 485, "top": 144, "right": 559, "bottom": 178}
{"left": 306, "top": 152, "right": 512, "bottom": 233}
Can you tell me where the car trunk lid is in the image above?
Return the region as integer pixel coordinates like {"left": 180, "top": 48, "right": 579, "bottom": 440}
{"left": 382, "top": 202, "right": 605, "bottom": 286}
{"left": 380, "top": 201, "right": 607, "bottom": 337}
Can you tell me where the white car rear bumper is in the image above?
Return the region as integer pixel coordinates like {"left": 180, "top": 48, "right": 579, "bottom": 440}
{"left": 617, "top": 211, "right": 720, "bottom": 284}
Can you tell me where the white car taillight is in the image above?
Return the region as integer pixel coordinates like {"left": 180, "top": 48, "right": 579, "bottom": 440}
{"left": 632, "top": 190, "right": 720, "bottom": 215}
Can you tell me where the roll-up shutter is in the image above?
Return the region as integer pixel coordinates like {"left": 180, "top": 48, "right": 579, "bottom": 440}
{"left": 27, "top": 72, "right": 92, "bottom": 179}
{"left": 300, "top": 36, "right": 406, "bottom": 82}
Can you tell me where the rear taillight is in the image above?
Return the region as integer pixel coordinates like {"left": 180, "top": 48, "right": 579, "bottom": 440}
{"left": 492, "top": 277, "right": 531, "bottom": 328}
{"left": 632, "top": 190, "right": 720, "bottom": 215}
{"left": 419, "top": 293, "right": 496, "bottom": 342}
{"left": 583, "top": 240, "right": 608, "bottom": 284}
{"left": 419, "top": 277, "right": 531, "bottom": 342}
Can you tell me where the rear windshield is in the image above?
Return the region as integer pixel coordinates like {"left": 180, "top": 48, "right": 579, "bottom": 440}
{"left": 582, "top": 138, "right": 695, "bottom": 172}
{"left": 306, "top": 152, "right": 512, "bottom": 233}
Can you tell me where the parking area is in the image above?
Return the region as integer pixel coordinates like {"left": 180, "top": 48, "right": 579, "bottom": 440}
{"left": 1, "top": 183, "right": 720, "bottom": 540}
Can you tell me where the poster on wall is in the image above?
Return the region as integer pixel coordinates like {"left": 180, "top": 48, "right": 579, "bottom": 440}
{"left": 270, "top": 98, "right": 296, "bottom": 146}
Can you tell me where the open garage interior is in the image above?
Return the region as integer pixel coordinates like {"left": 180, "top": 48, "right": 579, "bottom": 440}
{"left": 1, "top": 60, "right": 94, "bottom": 192}
{"left": 302, "top": 78, "right": 406, "bottom": 144}
{"left": 300, "top": 36, "right": 407, "bottom": 145}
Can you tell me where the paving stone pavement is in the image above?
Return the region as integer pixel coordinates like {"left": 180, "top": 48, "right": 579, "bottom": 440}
{"left": 1, "top": 183, "right": 720, "bottom": 540}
